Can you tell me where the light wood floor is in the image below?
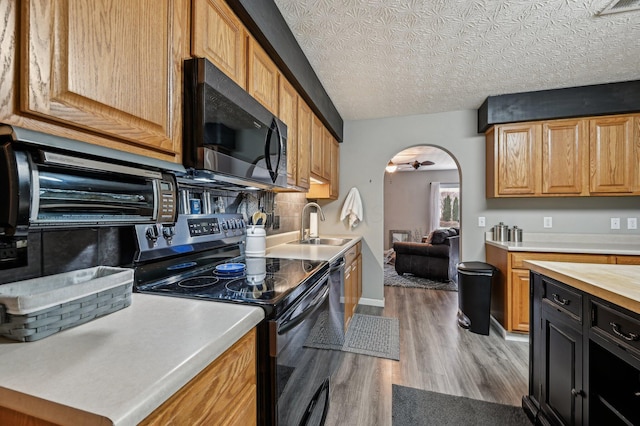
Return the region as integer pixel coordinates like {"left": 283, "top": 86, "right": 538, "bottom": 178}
{"left": 324, "top": 285, "right": 529, "bottom": 426}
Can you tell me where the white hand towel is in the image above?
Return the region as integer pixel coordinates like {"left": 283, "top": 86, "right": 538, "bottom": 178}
{"left": 340, "top": 187, "right": 363, "bottom": 228}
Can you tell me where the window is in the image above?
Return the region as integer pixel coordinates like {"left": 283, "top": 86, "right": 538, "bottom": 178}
{"left": 439, "top": 183, "right": 459, "bottom": 228}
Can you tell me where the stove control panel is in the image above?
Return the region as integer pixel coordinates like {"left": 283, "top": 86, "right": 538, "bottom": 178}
{"left": 188, "top": 218, "right": 220, "bottom": 236}
{"left": 134, "top": 213, "right": 246, "bottom": 262}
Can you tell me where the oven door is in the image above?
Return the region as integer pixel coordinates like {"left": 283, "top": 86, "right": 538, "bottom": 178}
{"left": 274, "top": 272, "right": 337, "bottom": 426}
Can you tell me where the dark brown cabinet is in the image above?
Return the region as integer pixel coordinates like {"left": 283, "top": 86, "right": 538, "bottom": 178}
{"left": 526, "top": 272, "right": 640, "bottom": 426}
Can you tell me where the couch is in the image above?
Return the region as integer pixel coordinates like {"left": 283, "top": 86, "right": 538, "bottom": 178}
{"left": 393, "top": 228, "right": 460, "bottom": 284}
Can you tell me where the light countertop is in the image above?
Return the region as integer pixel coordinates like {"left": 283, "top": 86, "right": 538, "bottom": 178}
{"left": 265, "top": 231, "right": 362, "bottom": 262}
{"left": 525, "top": 260, "right": 640, "bottom": 314}
{"left": 486, "top": 232, "right": 640, "bottom": 255}
{"left": 0, "top": 294, "right": 264, "bottom": 425}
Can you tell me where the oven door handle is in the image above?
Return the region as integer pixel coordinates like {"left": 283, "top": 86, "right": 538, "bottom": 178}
{"left": 278, "top": 275, "right": 329, "bottom": 335}
{"left": 298, "top": 377, "right": 330, "bottom": 426}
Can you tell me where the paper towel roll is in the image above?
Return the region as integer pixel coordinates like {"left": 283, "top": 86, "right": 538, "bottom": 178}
{"left": 309, "top": 212, "right": 318, "bottom": 237}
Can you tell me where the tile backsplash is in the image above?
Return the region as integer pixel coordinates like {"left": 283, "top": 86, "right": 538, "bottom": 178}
{"left": 270, "top": 192, "right": 308, "bottom": 235}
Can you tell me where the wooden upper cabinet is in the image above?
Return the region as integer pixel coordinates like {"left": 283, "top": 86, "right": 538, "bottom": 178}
{"left": 20, "top": 0, "right": 187, "bottom": 161}
{"left": 542, "top": 119, "right": 588, "bottom": 195}
{"left": 489, "top": 123, "right": 541, "bottom": 196}
{"left": 322, "top": 127, "right": 332, "bottom": 179}
{"left": 297, "top": 98, "right": 312, "bottom": 189}
{"left": 279, "top": 77, "right": 298, "bottom": 186}
{"left": 310, "top": 113, "right": 324, "bottom": 179}
{"left": 247, "top": 36, "right": 279, "bottom": 114}
{"left": 589, "top": 115, "right": 635, "bottom": 194}
{"left": 192, "top": 0, "right": 247, "bottom": 89}
{"left": 329, "top": 136, "right": 340, "bottom": 199}
{"left": 487, "top": 113, "right": 640, "bottom": 198}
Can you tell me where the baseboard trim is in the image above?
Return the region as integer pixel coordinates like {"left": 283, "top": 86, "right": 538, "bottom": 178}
{"left": 490, "top": 316, "right": 529, "bottom": 343}
{"left": 359, "top": 297, "right": 385, "bottom": 308}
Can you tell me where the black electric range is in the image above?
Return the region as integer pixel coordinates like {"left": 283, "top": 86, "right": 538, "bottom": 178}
{"left": 131, "top": 213, "right": 329, "bottom": 318}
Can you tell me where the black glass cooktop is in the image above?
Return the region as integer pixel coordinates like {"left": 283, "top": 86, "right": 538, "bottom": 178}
{"left": 134, "top": 254, "right": 329, "bottom": 318}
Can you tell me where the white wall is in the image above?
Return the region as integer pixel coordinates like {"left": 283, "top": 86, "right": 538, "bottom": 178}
{"left": 317, "top": 109, "right": 640, "bottom": 305}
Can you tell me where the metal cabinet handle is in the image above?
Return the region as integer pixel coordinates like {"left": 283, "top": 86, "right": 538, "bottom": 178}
{"left": 609, "top": 322, "right": 640, "bottom": 342}
{"left": 552, "top": 293, "right": 569, "bottom": 306}
{"left": 571, "top": 389, "right": 585, "bottom": 398}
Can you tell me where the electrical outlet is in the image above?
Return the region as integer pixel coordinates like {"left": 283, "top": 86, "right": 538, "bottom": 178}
{"left": 478, "top": 216, "right": 486, "bottom": 227}
{"left": 543, "top": 217, "right": 552, "bottom": 228}
{"left": 611, "top": 217, "right": 621, "bottom": 230}
{"left": 627, "top": 217, "right": 637, "bottom": 230}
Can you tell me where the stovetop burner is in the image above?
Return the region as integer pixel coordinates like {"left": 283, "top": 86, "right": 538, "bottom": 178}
{"left": 178, "top": 276, "right": 220, "bottom": 288}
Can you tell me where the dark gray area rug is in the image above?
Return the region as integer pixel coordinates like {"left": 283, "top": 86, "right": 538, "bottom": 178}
{"left": 392, "top": 385, "right": 531, "bottom": 426}
{"left": 384, "top": 263, "right": 457, "bottom": 292}
{"left": 304, "top": 312, "right": 400, "bottom": 360}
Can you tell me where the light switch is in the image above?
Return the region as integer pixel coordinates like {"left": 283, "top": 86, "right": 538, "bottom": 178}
{"left": 611, "top": 218, "right": 620, "bottom": 230}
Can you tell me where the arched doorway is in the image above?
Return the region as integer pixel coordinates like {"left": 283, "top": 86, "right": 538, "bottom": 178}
{"left": 383, "top": 145, "right": 461, "bottom": 250}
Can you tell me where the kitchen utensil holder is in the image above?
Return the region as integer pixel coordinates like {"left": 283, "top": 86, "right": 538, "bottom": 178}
{"left": 0, "top": 266, "right": 133, "bottom": 342}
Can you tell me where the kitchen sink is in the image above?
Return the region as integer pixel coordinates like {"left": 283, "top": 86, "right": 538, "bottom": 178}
{"left": 289, "top": 238, "right": 352, "bottom": 246}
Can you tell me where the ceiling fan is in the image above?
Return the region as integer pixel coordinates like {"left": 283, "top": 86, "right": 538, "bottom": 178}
{"left": 386, "top": 159, "right": 435, "bottom": 173}
{"left": 401, "top": 160, "right": 435, "bottom": 170}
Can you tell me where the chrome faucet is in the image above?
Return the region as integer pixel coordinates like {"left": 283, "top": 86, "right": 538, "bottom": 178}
{"left": 300, "top": 202, "right": 325, "bottom": 241}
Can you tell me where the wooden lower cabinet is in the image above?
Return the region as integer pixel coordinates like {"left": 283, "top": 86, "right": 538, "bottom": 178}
{"left": 0, "top": 329, "right": 257, "bottom": 426}
{"left": 141, "top": 328, "right": 257, "bottom": 426}
{"left": 344, "top": 242, "right": 362, "bottom": 329}
{"left": 485, "top": 245, "right": 639, "bottom": 334}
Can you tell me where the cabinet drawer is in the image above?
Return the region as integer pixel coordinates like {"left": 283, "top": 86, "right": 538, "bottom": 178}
{"left": 543, "top": 278, "right": 582, "bottom": 320}
{"left": 592, "top": 301, "right": 640, "bottom": 356}
{"left": 344, "top": 244, "right": 359, "bottom": 263}
{"left": 511, "top": 252, "right": 610, "bottom": 269}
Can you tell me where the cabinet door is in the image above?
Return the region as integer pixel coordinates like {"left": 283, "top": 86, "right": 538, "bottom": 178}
{"left": 344, "top": 263, "right": 353, "bottom": 329}
{"left": 510, "top": 269, "right": 530, "bottom": 333}
{"left": 279, "top": 77, "right": 298, "bottom": 186}
{"left": 140, "top": 329, "right": 257, "bottom": 425}
{"left": 542, "top": 119, "right": 589, "bottom": 195}
{"left": 495, "top": 123, "right": 541, "bottom": 196}
{"left": 247, "top": 37, "right": 279, "bottom": 114}
{"left": 541, "top": 305, "right": 583, "bottom": 426}
{"left": 310, "top": 114, "right": 324, "bottom": 179}
{"left": 21, "top": 0, "right": 186, "bottom": 160}
{"left": 192, "top": 0, "right": 247, "bottom": 89}
{"left": 296, "top": 99, "right": 312, "bottom": 189}
{"left": 590, "top": 116, "right": 634, "bottom": 194}
{"left": 329, "top": 137, "right": 340, "bottom": 199}
{"left": 355, "top": 252, "right": 362, "bottom": 304}
{"left": 322, "top": 128, "right": 332, "bottom": 179}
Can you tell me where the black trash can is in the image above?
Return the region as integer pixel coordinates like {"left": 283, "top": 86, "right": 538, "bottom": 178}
{"left": 457, "top": 261, "right": 496, "bottom": 335}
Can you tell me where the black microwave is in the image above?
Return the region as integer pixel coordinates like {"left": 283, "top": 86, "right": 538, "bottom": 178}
{"left": 183, "top": 58, "right": 288, "bottom": 190}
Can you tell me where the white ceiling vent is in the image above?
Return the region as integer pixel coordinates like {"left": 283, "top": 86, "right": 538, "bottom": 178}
{"left": 597, "top": 0, "right": 640, "bottom": 15}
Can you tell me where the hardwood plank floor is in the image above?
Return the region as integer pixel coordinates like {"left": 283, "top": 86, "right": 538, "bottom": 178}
{"left": 325, "top": 285, "right": 529, "bottom": 425}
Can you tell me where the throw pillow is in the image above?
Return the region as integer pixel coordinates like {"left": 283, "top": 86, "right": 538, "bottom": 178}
{"left": 430, "top": 230, "right": 447, "bottom": 244}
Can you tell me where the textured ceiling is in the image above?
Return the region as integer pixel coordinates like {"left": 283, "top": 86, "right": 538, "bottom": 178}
{"left": 273, "top": 0, "right": 640, "bottom": 121}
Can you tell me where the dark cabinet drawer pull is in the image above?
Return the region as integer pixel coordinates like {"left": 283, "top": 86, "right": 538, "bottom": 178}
{"left": 552, "top": 293, "right": 569, "bottom": 306}
{"left": 609, "top": 322, "right": 640, "bottom": 342}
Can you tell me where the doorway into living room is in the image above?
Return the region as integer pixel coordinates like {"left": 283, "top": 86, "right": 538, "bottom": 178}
{"left": 383, "top": 145, "right": 461, "bottom": 290}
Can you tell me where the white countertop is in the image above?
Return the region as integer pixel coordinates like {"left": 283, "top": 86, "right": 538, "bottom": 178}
{"left": 265, "top": 232, "right": 362, "bottom": 262}
{"left": 486, "top": 232, "right": 640, "bottom": 255}
{"left": 525, "top": 261, "right": 640, "bottom": 314}
{"left": 0, "top": 294, "right": 264, "bottom": 425}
